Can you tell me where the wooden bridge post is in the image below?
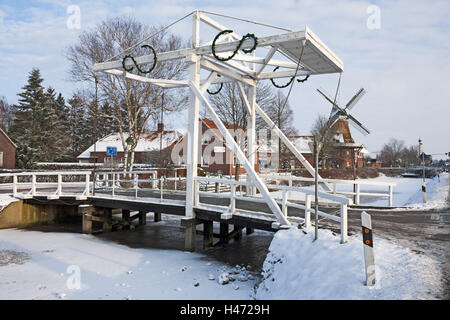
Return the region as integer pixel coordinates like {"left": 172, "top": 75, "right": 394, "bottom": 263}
{"left": 220, "top": 223, "right": 229, "bottom": 244}
{"left": 122, "top": 209, "right": 130, "bottom": 229}
{"left": 154, "top": 212, "right": 161, "bottom": 222}
{"left": 203, "top": 221, "right": 214, "bottom": 248}
{"left": 82, "top": 214, "right": 92, "bottom": 234}
{"left": 182, "top": 218, "right": 198, "bottom": 252}
{"left": 233, "top": 225, "right": 243, "bottom": 241}
{"left": 103, "top": 208, "right": 112, "bottom": 232}
{"left": 139, "top": 211, "right": 147, "bottom": 225}
{"left": 79, "top": 205, "right": 94, "bottom": 234}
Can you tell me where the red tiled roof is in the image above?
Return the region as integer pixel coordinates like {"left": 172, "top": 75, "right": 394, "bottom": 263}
{"left": 201, "top": 118, "right": 240, "bottom": 130}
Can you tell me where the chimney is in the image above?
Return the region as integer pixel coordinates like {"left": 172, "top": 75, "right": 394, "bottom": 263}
{"left": 157, "top": 123, "right": 164, "bottom": 132}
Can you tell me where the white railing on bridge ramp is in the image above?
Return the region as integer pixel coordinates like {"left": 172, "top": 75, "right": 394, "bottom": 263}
{"left": 195, "top": 176, "right": 350, "bottom": 243}
{"left": 259, "top": 173, "right": 396, "bottom": 207}
{"left": 0, "top": 171, "right": 92, "bottom": 200}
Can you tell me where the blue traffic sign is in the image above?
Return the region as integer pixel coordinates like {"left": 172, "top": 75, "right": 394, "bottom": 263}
{"left": 106, "top": 146, "right": 117, "bottom": 156}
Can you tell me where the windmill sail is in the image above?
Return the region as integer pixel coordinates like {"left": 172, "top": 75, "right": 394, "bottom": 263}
{"left": 317, "top": 88, "right": 339, "bottom": 108}
{"left": 345, "top": 88, "right": 366, "bottom": 111}
{"left": 346, "top": 113, "right": 370, "bottom": 136}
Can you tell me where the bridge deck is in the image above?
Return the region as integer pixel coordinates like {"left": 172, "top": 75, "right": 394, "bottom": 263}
{"left": 22, "top": 190, "right": 308, "bottom": 232}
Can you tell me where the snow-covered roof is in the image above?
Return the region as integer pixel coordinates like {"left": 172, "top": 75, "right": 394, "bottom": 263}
{"left": 360, "top": 147, "right": 370, "bottom": 155}
{"left": 77, "top": 131, "right": 183, "bottom": 159}
{"left": 291, "top": 136, "right": 314, "bottom": 153}
{"left": 256, "top": 136, "right": 314, "bottom": 154}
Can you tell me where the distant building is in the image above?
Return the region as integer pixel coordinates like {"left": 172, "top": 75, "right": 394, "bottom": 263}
{"left": 326, "top": 119, "right": 369, "bottom": 169}
{"left": 173, "top": 119, "right": 260, "bottom": 175}
{"left": 419, "top": 152, "right": 432, "bottom": 166}
{"left": 0, "top": 128, "right": 16, "bottom": 169}
{"left": 279, "top": 120, "right": 369, "bottom": 170}
{"left": 77, "top": 124, "right": 183, "bottom": 166}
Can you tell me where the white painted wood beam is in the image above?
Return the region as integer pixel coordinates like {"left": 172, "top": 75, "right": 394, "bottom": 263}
{"left": 255, "top": 47, "right": 277, "bottom": 76}
{"left": 200, "top": 58, "right": 256, "bottom": 86}
{"left": 189, "top": 82, "right": 290, "bottom": 226}
{"left": 254, "top": 101, "right": 331, "bottom": 191}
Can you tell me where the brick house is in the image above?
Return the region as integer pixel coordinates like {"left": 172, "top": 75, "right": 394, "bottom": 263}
{"left": 279, "top": 120, "right": 369, "bottom": 170}
{"left": 0, "top": 128, "right": 16, "bottom": 169}
{"left": 172, "top": 119, "right": 260, "bottom": 175}
{"left": 77, "top": 124, "right": 183, "bottom": 166}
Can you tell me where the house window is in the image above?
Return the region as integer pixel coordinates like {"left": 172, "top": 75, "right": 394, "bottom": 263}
{"left": 233, "top": 156, "right": 238, "bottom": 167}
{"left": 0, "top": 152, "right": 3, "bottom": 167}
{"left": 290, "top": 159, "right": 296, "bottom": 168}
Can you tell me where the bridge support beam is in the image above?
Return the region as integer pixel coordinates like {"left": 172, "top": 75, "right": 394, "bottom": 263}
{"left": 182, "top": 217, "right": 200, "bottom": 252}
{"left": 103, "top": 208, "right": 112, "bottom": 232}
{"left": 154, "top": 212, "right": 161, "bottom": 222}
{"left": 139, "top": 211, "right": 147, "bottom": 225}
{"left": 233, "top": 225, "right": 243, "bottom": 241}
{"left": 203, "top": 221, "right": 214, "bottom": 249}
{"left": 82, "top": 214, "right": 92, "bottom": 234}
{"left": 122, "top": 209, "right": 130, "bottom": 229}
{"left": 220, "top": 223, "right": 229, "bottom": 244}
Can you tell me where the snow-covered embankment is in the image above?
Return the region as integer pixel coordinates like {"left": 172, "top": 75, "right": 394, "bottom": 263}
{"left": 255, "top": 227, "right": 442, "bottom": 299}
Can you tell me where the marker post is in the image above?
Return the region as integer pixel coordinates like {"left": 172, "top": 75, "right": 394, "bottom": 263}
{"left": 361, "top": 211, "right": 376, "bottom": 286}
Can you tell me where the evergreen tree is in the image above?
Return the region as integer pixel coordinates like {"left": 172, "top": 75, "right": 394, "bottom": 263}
{"left": 68, "top": 93, "right": 88, "bottom": 159}
{"left": 42, "top": 87, "right": 71, "bottom": 161}
{"left": 8, "top": 68, "right": 46, "bottom": 168}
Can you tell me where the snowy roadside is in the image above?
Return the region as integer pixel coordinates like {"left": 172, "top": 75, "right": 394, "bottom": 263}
{"left": 257, "top": 172, "right": 449, "bottom": 208}
{"left": 255, "top": 227, "right": 443, "bottom": 300}
{"left": 0, "top": 229, "right": 258, "bottom": 300}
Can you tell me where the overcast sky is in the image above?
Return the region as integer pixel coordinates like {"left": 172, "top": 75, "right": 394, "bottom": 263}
{"left": 0, "top": 0, "right": 449, "bottom": 159}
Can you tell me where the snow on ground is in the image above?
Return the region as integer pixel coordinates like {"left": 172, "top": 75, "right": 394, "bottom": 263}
{"left": 262, "top": 173, "right": 449, "bottom": 208}
{"left": 255, "top": 227, "right": 442, "bottom": 300}
{"left": 0, "top": 194, "right": 18, "bottom": 211}
{"left": 0, "top": 229, "right": 257, "bottom": 300}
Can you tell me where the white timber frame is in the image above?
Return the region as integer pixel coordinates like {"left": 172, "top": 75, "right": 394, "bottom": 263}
{"left": 92, "top": 10, "right": 344, "bottom": 226}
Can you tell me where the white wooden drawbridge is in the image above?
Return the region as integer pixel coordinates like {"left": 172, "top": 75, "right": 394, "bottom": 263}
{"left": 92, "top": 10, "right": 345, "bottom": 237}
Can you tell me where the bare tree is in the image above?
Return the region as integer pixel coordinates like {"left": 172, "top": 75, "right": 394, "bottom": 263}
{"left": 66, "top": 16, "right": 188, "bottom": 171}
{"left": 379, "top": 138, "right": 406, "bottom": 167}
{"left": 310, "top": 114, "right": 338, "bottom": 168}
{"left": 261, "top": 91, "right": 298, "bottom": 168}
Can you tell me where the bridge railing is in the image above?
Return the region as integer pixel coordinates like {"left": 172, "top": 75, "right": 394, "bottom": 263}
{"left": 94, "top": 171, "right": 186, "bottom": 199}
{"left": 195, "top": 176, "right": 351, "bottom": 243}
{"left": 0, "top": 171, "right": 92, "bottom": 200}
{"left": 260, "top": 173, "right": 396, "bottom": 207}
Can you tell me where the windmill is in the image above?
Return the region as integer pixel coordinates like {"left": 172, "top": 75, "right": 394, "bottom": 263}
{"left": 317, "top": 87, "right": 370, "bottom": 136}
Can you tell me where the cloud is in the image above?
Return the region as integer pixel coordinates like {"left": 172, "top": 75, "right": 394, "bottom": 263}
{"left": 1, "top": 0, "right": 449, "bottom": 158}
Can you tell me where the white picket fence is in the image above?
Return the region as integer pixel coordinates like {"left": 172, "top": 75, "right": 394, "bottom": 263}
{"left": 260, "top": 174, "right": 396, "bottom": 207}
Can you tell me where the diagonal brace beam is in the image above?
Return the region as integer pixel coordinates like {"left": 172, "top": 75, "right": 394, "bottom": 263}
{"left": 189, "top": 82, "right": 290, "bottom": 226}
{"left": 254, "top": 102, "right": 331, "bottom": 192}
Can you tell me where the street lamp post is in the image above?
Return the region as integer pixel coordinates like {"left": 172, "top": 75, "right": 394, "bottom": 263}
{"left": 314, "top": 137, "right": 319, "bottom": 240}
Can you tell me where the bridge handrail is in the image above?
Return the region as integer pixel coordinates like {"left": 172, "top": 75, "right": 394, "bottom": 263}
{"left": 195, "top": 175, "right": 349, "bottom": 243}
{"left": 0, "top": 171, "right": 92, "bottom": 200}
{"left": 260, "top": 173, "right": 395, "bottom": 207}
